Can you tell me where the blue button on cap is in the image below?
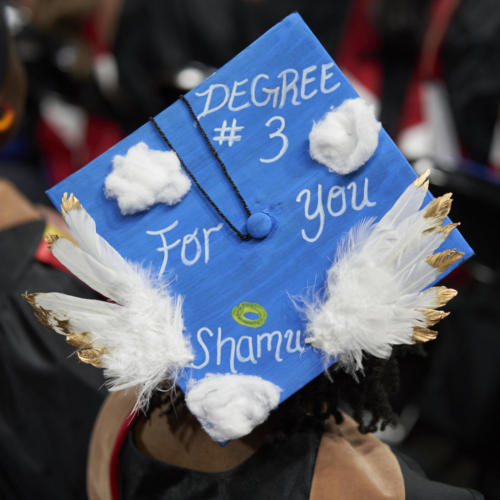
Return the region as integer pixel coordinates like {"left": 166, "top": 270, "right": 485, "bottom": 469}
{"left": 246, "top": 212, "right": 272, "bottom": 239}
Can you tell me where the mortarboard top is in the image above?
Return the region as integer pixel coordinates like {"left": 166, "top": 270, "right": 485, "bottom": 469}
{"left": 47, "top": 13, "right": 473, "bottom": 409}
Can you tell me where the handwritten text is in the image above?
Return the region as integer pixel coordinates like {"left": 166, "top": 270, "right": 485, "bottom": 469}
{"left": 191, "top": 326, "right": 305, "bottom": 373}
{"left": 196, "top": 63, "right": 341, "bottom": 119}
{"left": 296, "top": 177, "right": 376, "bottom": 243}
{"left": 146, "top": 221, "right": 223, "bottom": 276}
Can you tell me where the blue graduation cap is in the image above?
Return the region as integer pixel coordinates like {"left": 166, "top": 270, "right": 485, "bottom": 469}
{"left": 34, "top": 14, "right": 471, "bottom": 442}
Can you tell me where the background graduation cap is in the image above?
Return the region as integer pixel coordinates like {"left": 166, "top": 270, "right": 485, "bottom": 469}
{"left": 26, "top": 14, "right": 472, "bottom": 442}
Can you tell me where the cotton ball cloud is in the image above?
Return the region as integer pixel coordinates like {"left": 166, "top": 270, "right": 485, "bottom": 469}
{"left": 185, "top": 373, "right": 282, "bottom": 442}
{"left": 105, "top": 142, "right": 191, "bottom": 215}
{"left": 309, "top": 97, "right": 381, "bottom": 175}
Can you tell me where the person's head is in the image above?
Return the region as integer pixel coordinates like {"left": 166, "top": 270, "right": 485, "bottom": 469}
{"left": 146, "top": 344, "right": 421, "bottom": 440}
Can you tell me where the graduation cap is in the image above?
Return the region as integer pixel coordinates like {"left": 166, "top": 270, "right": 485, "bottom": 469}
{"left": 25, "top": 14, "right": 472, "bottom": 442}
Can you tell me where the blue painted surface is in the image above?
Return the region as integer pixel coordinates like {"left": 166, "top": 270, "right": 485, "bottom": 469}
{"left": 47, "top": 14, "right": 473, "bottom": 404}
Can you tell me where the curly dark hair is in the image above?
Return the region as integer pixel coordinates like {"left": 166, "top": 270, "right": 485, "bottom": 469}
{"left": 146, "top": 344, "right": 423, "bottom": 438}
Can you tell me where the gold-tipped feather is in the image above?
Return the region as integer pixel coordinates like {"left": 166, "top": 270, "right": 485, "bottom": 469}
{"left": 23, "top": 293, "right": 54, "bottom": 329}
{"left": 416, "top": 308, "right": 450, "bottom": 326}
{"left": 60, "top": 192, "right": 82, "bottom": 215}
{"left": 22, "top": 292, "right": 35, "bottom": 307}
{"left": 424, "top": 193, "right": 452, "bottom": 222}
{"left": 432, "top": 286, "right": 458, "bottom": 307}
{"left": 426, "top": 249, "right": 464, "bottom": 272}
{"left": 413, "top": 326, "right": 438, "bottom": 343}
{"left": 53, "top": 317, "right": 71, "bottom": 334}
{"left": 77, "top": 347, "right": 105, "bottom": 368}
{"left": 413, "top": 169, "right": 430, "bottom": 188}
{"left": 424, "top": 222, "right": 460, "bottom": 237}
{"left": 44, "top": 233, "right": 60, "bottom": 246}
{"left": 22, "top": 293, "right": 76, "bottom": 338}
{"left": 66, "top": 333, "right": 93, "bottom": 349}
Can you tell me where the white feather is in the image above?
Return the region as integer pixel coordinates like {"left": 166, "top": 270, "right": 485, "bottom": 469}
{"left": 303, "top": 172, "right": 460, "bottom": 373}
{"left": 30, "top": 292, "right": 120, "bottom": 336}
{"left": 50, "top": 238, "right": 126, "bottom": 303}
{"left": 62, "top": 201, "right": 129, "bottom": 272}
{"left": 29, "top": 198, "right": 193, "bottom": 409}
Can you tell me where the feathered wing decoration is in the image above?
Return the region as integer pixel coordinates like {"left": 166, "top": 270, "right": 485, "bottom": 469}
{"left": 303, "top": 170, "right": 462, "bottom": 373}
{"left": 24, "top": 193, "right": 194, "bottom": 410}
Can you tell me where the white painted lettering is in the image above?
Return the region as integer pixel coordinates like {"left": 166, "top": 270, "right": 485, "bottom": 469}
{"left": 236, "top": 335, "right": 257, "bottom": 364}
{"left": 146, "top": 221, "right": 181, "bottom": 277}
{"left": 260, "top": 115, "right": 288, "bottom": 164}
{"left": 191, "top": 327, "right": 213, "bottom": 369}
{"left": 196, "top": 84, "right": 230, "bottom": 119}
{"left": 348, "top": 177, "right": 377, "bottom": 211}
{"left": 301, "top": 65, "right": 318, "bottom": 100}
{"left": 190, "top": 326, "right": 305, "bottom": 372}
{"left": 217, "top": 327, "right": 236, "bottom": 374}
{"left": 228, "top": 79, "right": 250, "bottom": 112}
{"left": 265, "top": 85, "right": 280, "bottom": 108}
{"left": 181, "top": 228, "right": 202, "bottom": 265}
{"left": 203, "top": 223, "right": 223, "bottom": 264}
{"left": 297, "top": 178, "right": 376, "bottom": 243}
{"left": 195, "top": 65, "right": 342, "bottom": 117}
{"left": 320, "top": 62, "right": 341, "bottom": 94}
{"left": 296, "top": 185, "right": 325, "bottom": 243}
{"left": 285, "top": 329, "right": 304, "bottom": 354}
{"left": 278, "top": 68, "right": 301, "bottom": 108}
{"left": 257, "top": 331, "right": 283, "bottom": 362}
{"left": 148, "top": 221, "right": 224, "bottom": 271}
{"left": 327, "top": 185, "right": 347, "bottom": 216}
{"left": 251, "top": 74, "right": 273, "bottom": 107}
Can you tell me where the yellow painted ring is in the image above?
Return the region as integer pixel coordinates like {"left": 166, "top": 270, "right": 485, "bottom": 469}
{"left": 231, "top": 301, "right": 267, "bottom": 328}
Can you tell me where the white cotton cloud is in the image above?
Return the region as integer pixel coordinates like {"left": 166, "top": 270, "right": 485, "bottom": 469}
{"left": 185, "top": 373, "right": 282, "bottom": 442}
{"left": 309, "top": 97, "right": 381, "bottom": 175}
{"left": 104, "top": 141, "right": 191, "bottom": 215}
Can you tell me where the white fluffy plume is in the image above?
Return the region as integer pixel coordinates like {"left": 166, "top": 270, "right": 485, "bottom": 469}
{"left": 25, "top": 193, "right": 193, "bottom": 409}
{"left": 105, "top": 141, "right": 191, "bottom": 215}
{"left": 303, "top": 170, "right": 462, "bottom": 373}
{"left": 309, "top": 97, "right": 381, "bottom": 175}
{"left": 185, "top": 373, "right": 282, "bottom": 442}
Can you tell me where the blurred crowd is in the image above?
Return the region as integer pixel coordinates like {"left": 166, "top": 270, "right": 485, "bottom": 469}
{"left": 1, "top": 0, "right": 499, "bottom": 499}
